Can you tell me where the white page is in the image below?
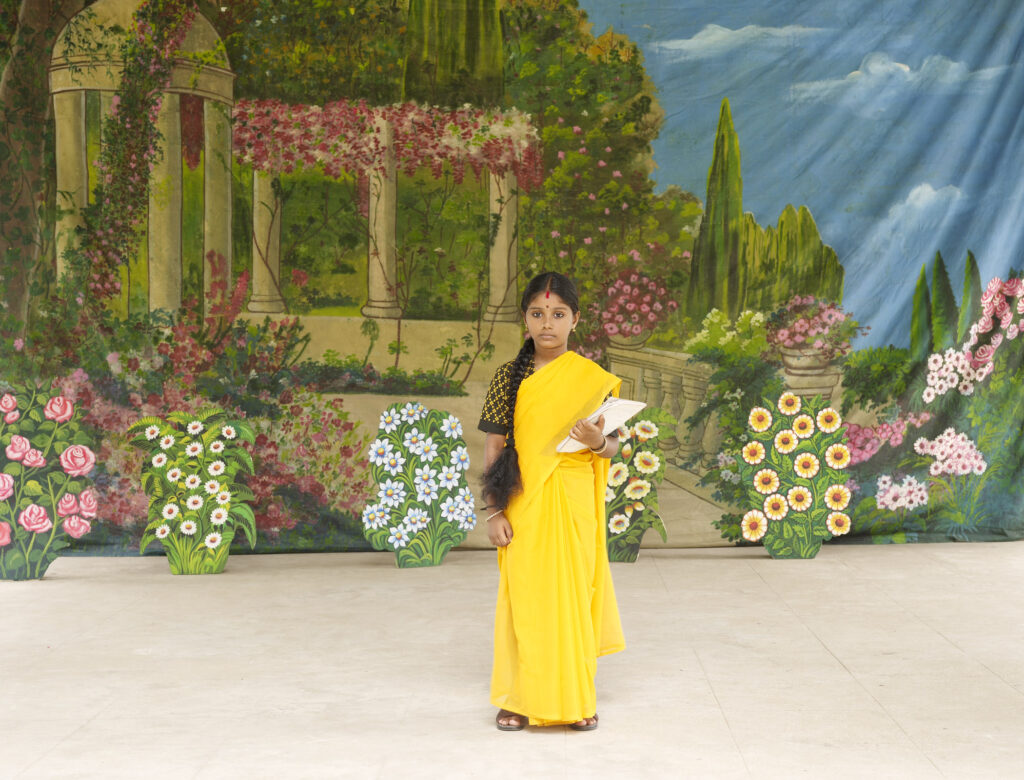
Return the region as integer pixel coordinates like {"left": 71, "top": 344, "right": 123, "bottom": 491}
{"left": 556, "top": 398, "right": 648, "bottom": 453}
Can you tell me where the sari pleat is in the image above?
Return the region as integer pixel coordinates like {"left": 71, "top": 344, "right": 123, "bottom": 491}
{"left": 490, "top": 351, "right": 625, "bottom": 726}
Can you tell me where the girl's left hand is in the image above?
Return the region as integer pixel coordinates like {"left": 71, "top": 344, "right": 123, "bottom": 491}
{"left": 570, "top": 414, "right": 606, "bottom": 451}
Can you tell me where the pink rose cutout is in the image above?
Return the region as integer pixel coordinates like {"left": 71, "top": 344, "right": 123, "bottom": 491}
{"left": 0, "top": 473, "right": 14, "bottom": 501}
{"left": 5, "top": 434, "right": 30, "bottom": 461}
{"left": 77, "top": 489, "right": 99, "bottom": 519}
{"left": 57, "top": 493, "right": 81, "bottom": 517}
{"left": 0, "top": 393, "right": 16, "bottom": 414}
{"left": 44, "top": 396, "right": 75, "bottom": 424}
{"left": 63, "top": 515, "right": 92, "bottom": 540}
{"left": 22, "top": 449, "right": 46, "bottom": 469}
{"left": 18, "top": 503, "right": 52, "bottom": 534}
{"left": 59, "top": 444, "right": 96, "bottom": 477}
{"left": 0, "top": 521, "right": 11, "bottom": 547}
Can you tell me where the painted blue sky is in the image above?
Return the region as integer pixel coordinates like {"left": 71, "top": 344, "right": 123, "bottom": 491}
{"left": 580, "top": 0, "right": 1024, "bottom": 347}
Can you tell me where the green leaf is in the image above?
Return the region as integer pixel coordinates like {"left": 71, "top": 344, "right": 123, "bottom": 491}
{"left": 3, "top": 462, "right": 23, "bottom": 477}
{"left": 22, "top": 480, "right": 44, "bottom": 497}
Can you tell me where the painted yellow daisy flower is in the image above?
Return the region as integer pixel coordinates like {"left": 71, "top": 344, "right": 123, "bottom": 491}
{"left": 634, "top": 420, "right": 659, "bottom": 441}
{"left": 753, "top": 468, "right": 780, "bottom": 495}
{"left": 827, "top": 511, "right": 851, "bottom": 535}
{"left": 825, "top": 443, "right": 851, "bottom": 470}
{"left": 748, "top": 406, "right": 773, "bottom": 432}
{"left": 607, "top": 462, "right": 629, "bottom": 487}
{"left": 794, "top": 453, "right": 820, "bottom": 478}
{"left": 816, "top": 407, "right": 842, "bottom": 432}
{"left": 792, "top": 414, "right": 815, "bottom": 439}
{"left": 624, "top": 478, "right": 651, "bottom": 500}
{"left": 786, "top": 486, "right": 812, "bottom": 511}
{"left": 634, "top": 451, "right": 661, "bottom": 474}
{"left": 778, "top": 392, "right": 801, "bottom": 415}
{"left": 763, "top": 493, "right": 789, "bottom": 520}
{"left": 742, "top": 441, "right": 766, "bottom": 465}
{"left": 741, "top": 510, "right": 768, "bottom": 542}
{"left": 824, "top": 484, "right": 852, "bottom": 510}
{"left": 774, "top": 430, "right": 797, "bottom": 454}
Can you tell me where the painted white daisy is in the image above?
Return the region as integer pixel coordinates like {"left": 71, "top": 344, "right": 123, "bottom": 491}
{"left": 440, "top": 496, "right": 461, "bottom": 522}
{"left": 416, "top": 480, "right": 439, "bottom": 505}
{"left": 162, "top": 503, "right": 180, "bottom": 520}
{"left": 607, "top": 462, "right": 629, "bottom": 487}
{"left": 457, "top": 512, "right": 477, "bottom": 532}
{"left": 383, "top": 453, "right": 406, "bottom": 476}
{"left": 221, "top": 425, "right": 237, "bottom": 439}
{"left": 210, "top": 507, "right": 229, "bottom": 525}
{"left": 608, "top": 514, "right": 630, "bottom": 534}
{"left": 209, "top": 440, "right": 225, "bottom": 454}
{"left": 184, "top": 474, "right": 202, "bottom": 490}
{"left": 187, "top": 421, "right": 204, "bottom": 435}
{"left": 404, "top": 508, "right": 430, "bottom": 531}
{"left": 204, "top": 532, "right": 222, "bottom": 549}
{"left": 378, "top": 408, "right": 400, "bottom": 433}
{"left": 399, "top": 402, "right": 425, "bottom": 423}
{"left": 208, "top": 460, "right": 226, "bottom": 477}
{"left": 151, "top": 453, "right": 168, "bottom": 468}
{"left": 413, "top": 466, "right": 438, "bottom": 488}
{"left": 456, "top": 487, "right": 475, "bottom": 512}
{"left": 205, "top": 480, "right": 221, "bottom": 495}
{"left": 185, "top": 441, "right": 203, "bottom": 458}
{"left": 420, "top": 437, "right": 440, "bottom": 461}
{"left": 144, "top": 425, "right": 161, "bottom": 440}
{"left": 215, "top": 490, "right": 232, "bottom": 506}
{"left": 437, "top": 467, "right": 460, "bottom": 490}
{"left": 179, "top": 520, "right": 198, "bottom": 535}
{"left": 159, "top": 434, "right": 175, "bottom": 450}
{"left": 387, "top": 524, "right": 411, "bottom": 548}
{"left": 440, "top": 415, "right": 462, "bottom": 439}
{"left": 155, "top": 524, "right": 171, "bottom": 539}
{"left": 361, "top": 504, "right": 389, "bottom": 530}
{"left": 377, "top": 479, "right": 407, "bottom": 508}
{"left": 166, "top": 467, "right": 182, "bottom": 483}
{"left": 186, "top": 494, "right": 204, "bottom": 511}
{"left": 368, "top": 438, "right": 394, "bottom": 466}
{"left": 403, "top": 428, "right": 426, "bottom": 455}
{"left": 450, "top": 446, "right": 470, "bottom": 471}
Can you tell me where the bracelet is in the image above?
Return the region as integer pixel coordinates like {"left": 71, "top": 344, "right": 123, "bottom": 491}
{"left": 590, "top": 436, "right": 610, "bottom": 456}
{"left": 485, "top": 509, "right": 504, "bottom": 522}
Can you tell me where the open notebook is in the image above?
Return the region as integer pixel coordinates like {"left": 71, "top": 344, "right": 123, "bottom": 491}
{"left": 556, "top": 397, "right": 648, "bottom": 453}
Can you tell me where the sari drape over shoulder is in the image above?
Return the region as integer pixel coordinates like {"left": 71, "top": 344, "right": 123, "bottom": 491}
{"left": 490, "top": 351, "right": 625, "bottom": 726}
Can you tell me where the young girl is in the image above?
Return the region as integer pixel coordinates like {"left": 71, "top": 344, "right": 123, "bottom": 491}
{"left": 478, "top": 271, "right": 625, "bottom": 732}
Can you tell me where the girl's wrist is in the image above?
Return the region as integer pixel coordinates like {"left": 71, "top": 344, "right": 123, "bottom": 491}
{"left": 485, "top": 509, "right": 505, "bottom": 522}
{"left": 590, "top": 436, "right": 610, "bottom": 455}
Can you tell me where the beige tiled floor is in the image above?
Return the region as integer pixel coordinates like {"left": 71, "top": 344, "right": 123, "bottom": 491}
{"left": 3, "top": 544, "right": 1024, "bottom": 779}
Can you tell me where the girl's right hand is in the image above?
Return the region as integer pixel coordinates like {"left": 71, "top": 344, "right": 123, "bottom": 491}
{"left": 488, "top": 512, "right": 514, "bottom": 547}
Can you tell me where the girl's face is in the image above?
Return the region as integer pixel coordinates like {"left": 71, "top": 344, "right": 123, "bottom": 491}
{"left": 523, "top": 290, "right": 579, "bottom": 351}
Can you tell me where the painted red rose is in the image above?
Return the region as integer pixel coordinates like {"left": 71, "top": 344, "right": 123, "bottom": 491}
{"left": 59, "top": 444, "right": 96, "bottom": 477}
{"left": 62, "top": 515, "right": 92, "bottom": 539}
{"left": 57, "top": 493, "right": 81, "bottom": 517}
{"left": 18, "top": 503, "right": 52, "bottom": 534}
{"left": 77, "top": 489, "right": 98, "bottom": 519}
{"left": 0, "top": 393, "right": 16, "bottom": 414}
{"left": 0, "top": 521, "right": 11, "bottom": 547}
{"left": 22, "top": 449, "right": 46, "bottom": 468}
{"left": 43, "top": 395, "right": 75, "bottom": 423}
{"left": 0, "top": 473, "right": 13, "bottom": 501}
{"left": 5, "top": 434, "right": 30, "bottom": 461}
{"left": 4, "top": 411, "right": 19, "bottom": 424}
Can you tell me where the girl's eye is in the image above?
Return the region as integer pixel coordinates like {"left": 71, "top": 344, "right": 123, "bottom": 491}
{"left": 554, "top": 311, "right": 564, "bottom": 318}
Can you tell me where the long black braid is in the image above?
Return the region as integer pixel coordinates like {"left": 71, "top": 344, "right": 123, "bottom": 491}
{"left": 481, "top": 272, "right": 580, "bottom": 509}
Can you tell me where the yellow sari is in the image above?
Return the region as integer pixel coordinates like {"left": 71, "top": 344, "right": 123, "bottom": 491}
{"left": 490, "top": 351, "right": 625, "bottom": 726}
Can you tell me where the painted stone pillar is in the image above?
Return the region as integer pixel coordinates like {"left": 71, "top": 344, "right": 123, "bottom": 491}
{"left": 148, "top": 92, "right": 182, "bottom": 311}
{"left": 52, "top": 90, "right": 88, "bottom": 279}
{"left": 485, "top": 170, "right": 520, "bottom": 322}
{"left": 362, "top": 118, "right": 402, "bottom": 318}
{"left": 204, "top": 99, "right": 233, "bottom": 315}
{"left": 248, "top": 169, "right": 285, "bottom": 313}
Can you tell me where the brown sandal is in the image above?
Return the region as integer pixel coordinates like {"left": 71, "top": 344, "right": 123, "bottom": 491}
{"left": 496, "top": 709, "right": 528, "bottom": 731}
{"left": 569, "top": 713, "right": 599, "bottom": 731}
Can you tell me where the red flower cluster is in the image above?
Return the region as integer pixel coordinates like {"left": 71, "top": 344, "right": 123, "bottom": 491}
{"left": 843, "top": 412, "right": 931, "bottom": 466}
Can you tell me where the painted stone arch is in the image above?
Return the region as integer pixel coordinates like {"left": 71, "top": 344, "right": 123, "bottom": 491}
{"left": 49, "top": 0, "right": 234, "bottom": 314}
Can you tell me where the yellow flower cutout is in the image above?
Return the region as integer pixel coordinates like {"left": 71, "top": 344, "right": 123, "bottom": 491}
{"left": 748, "top": 406, "right": 773, "bottom": 432}
{"left": 774, "top": 430, "right": 797, "bottom": 454}
{"left": 624, "top": 478, "right": 651, "bottom": 500}
{"left": 824, "top": 484, "right": 851, "bottom": 510}
{"left": 763, "top": 493, "right": 789, "bottom": 520}
{"left": 634, "top": 451, "right": 661, "bottom": 474}
{"left": 741, "top": 510, "right": 768, "bottom": 542}
{"left": 778, "top": 392, "right": 801, "bottom": 415}
{"left": 825, "top": 443, "right": 851, "bottom": 470}
{"left": 753, "top": 468, "right": 780, "bottom": 495}
{"left": 786, "top": 486, "right": 812, "bottom": 512}
{"left": 742, "top": 441, "right": 766, "bottom": 465}
{"left": 792, "top": 414, "right": 815, "bottom": 439}
{"left": 607, "top": 462, "right": 629, "bottom": 487}
{"left": 794, "top": 453, "right": 820, "bottom": 478}
{"left": 827, "top": 511, "right": 851, "bottom": 535}
{"left": 816, "top": 407, "right": 842, "bottom": 433}
{"left": 634, "top": 420, "right": 659, "bottom": 441}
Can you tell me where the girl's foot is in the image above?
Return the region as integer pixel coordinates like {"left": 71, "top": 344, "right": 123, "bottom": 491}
{"left": 570, "top": 714, "right": 599, "bottom": 731}
{"left": 496, "top": 709, "right": 527, "bottom": 731}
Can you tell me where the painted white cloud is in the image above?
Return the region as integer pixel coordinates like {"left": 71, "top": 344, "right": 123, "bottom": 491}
{"left": 651, "top": 24, "right": 824, "bottom": 61}
{"left": 791, "top": 52, "right": 1008, "bottom": 104}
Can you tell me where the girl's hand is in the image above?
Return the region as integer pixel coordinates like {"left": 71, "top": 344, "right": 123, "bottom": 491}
{"left": 488, "top": 512, "right": 514, "bottom": 547}
{"left": 570, "top": 413, "right": 606, "bottom": 451}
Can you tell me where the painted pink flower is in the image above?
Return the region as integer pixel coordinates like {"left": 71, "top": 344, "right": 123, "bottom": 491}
{"left": 0, "top": 393, "right": 16, "bottom": 414}
{"left": 59, "top": 444, "right": 96, "bottom": 477}
{"left": 43, "top": 396, "right": 75, "bottom": 423}
{"left": 0, "top": 521, "right": 11, "bottom": 546}
{"left": 3, "top": 411, "right": 18, "bottom": 424}
{"left": 5, "top": 434, "right": 30, "bottom": 461}
{"left": 971, "top": 344, "right": 996, "bottom": 366}
{"left": 0, "top": 473, "right": 13, "bottom": 501}
{"left": 18, "top": 503, "right": 52, "bottom": 534}
{"left": 57, "top": 493, "right": 81, "bottom": 517}
{"left": 22, "top": 449, "right": 46, "bottom": 469}
{"left": 63, "top": 515, "right": 92, "bottom": 540}
{"left": 77, "top": 489, "right": 99, "bottom": 519}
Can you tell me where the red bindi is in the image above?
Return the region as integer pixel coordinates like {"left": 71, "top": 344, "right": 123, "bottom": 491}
{"left": 545, "top": 290, "right": 550, "bottom": 298}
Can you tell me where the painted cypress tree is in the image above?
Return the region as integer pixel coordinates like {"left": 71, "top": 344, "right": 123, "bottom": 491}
{"left": 910, "top": 264, "right": 932, "bottom": 363}
{"left": 687, "top": 98, "right": 744, "bottom": 321}
{"left": 403, "top": 0, "right": 504, "bottom": 107}
{"left": 929, "top": 251, "right": 959, "bottom": 351}
{"left": 957, "top": 250, "right": 982, "bottom": 345}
